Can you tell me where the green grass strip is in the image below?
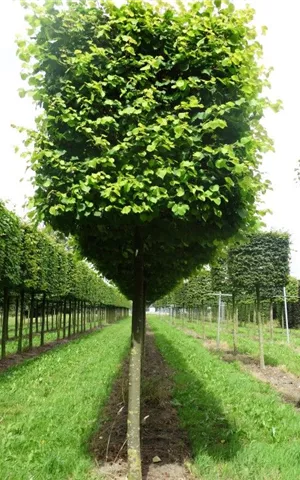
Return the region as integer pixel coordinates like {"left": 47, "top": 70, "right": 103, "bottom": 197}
{"left": 170, "top": 317, "right": 300, "bottom": 377}
{"left": 0, "top": 320, "right": 130, "bottom": 480}
{"left": 149, "top": 317, "right": 300, "bottom": 480}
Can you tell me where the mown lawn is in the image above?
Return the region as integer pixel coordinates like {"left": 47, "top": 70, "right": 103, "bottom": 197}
{"left": 0, "top": 320, "right": 130, "bottom": 480}
{"left": 149, "top": 317, "right": 300, "bottom": 480}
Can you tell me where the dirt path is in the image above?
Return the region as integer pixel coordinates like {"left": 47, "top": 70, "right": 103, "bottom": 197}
{"left": 0, "top": 326, "right": 104, "bottom": 374}
{"left": 91, "top": 331, "right": 194, "bottom": 480}
{"left": 177, "top": 325, "right": 300, "bottom": 409}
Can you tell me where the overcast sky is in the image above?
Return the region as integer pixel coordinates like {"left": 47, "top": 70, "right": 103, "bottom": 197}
{"left": 1, "top": 0, "right": 300, "bottom": 275}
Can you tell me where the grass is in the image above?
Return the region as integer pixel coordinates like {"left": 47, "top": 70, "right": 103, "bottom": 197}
{"left": 0, "top": 319, "right": 130, "bottom": 480}
{"left": 149, "top": 316, "right": 300, "bottom": 480}
{"left": 166, "top": 315, "right": 300, "bottom": 376}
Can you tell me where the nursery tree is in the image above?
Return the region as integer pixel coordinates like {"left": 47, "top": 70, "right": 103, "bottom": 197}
{"left": 274, "top": 275, "right": 299, "bottom": 331}
{"left": 228, "top": 232, "right": 290, "bottom": 368}
{"left": 0, "top": 203, "right": 22, "bottom": 358}
{"left": 211, "top": 252, "right": 242, "bottom": 351}
{"left": 18, "top": 0, "right": 275, "bottom": 476}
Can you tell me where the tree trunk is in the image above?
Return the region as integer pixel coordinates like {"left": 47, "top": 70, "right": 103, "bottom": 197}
{"left": 18, "top": 290, "right": 25, "bottom": 353}
{"left": 46, "top": 300, "right": 49, "bottom": 331}
{"left": 256, "top": 286, "right": 265, "bottom": 369}
{"left": 1, "top": 287, "right": 9, "bottom": 359}
{"left": 56, "top": 301, "right": 61, "bottom": 339}
{"left": 40, "top": 293, "right": 46, "bottom": 346}
{"left": 77, "top": 301, "right": 80, "bottom": 333}
{"left": 217, "top": 292, "right": 221, "bottom": 349}
{"left": 68, "top": 299, "right": 72, "bottom": 337}
{"left": 201, "top": 301, "right": 206, "bottom": 339}
{"left": 73, "top": 300, "right": 77, "bottom": 335}
{"left": 56, "top": 301, "right": 61, "bottom": 340}
{"left": 51, "top": 303, "right": 54, "bottom": 330}
{"left": 233, "top": 295, "right": 238, "bottom": 355}
{"left": 269, "top": 300, "right": 274, "bottom": 342}
{"left": 63, "top": 298, "right": 67, "bottom": 339}
{"left": 28, "top": 291, "right": 35, "bottom": 350}
{"left": 81, "top": 301, "right": 85, "bottom": 331}
{"left": 127, "top": 228, "right": 144, "bottom": 480}
{"left": 15, "top": 296, "right": 19, "bottom": 339}
{"left": 141, "top": 283, "right": 147, "bottom": 355}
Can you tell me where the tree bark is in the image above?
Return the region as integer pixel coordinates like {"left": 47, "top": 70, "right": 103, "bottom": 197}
{"left": 232, "top": 295, "right": 238, "bottom": 355}
{"left": 18, "top": 290, "right": 25, "bottom": 353}
{"left": 46, "top": 300, "right": 49, "bottom": 331}
{"left": 40, "top": 293, "right": 46, "bottom": 346}
{"left": 63, "top": 298, "right": 67, "bottom": 338}
{"left": 28, "top": 291, "right": 35, "bottom": 350}
{"left": 15, "top": 296, "right": 19, "bottom": 339}
{"left": 256, "top": 286, "right": 265, "bottom": 369}
{"left": 269, "top": 300, "right": 274, "bottom": 342}
{"left": 73, "top": 300, "right": 77, "bottom": 334}
{"left": 1, "top": 287, "right": 9, "bottom": 359}
{"left": 141, "top": 282, "right": 147, "bottom": 355}
{"left": 56, "top": 301, "right": 61, "bottom": 340}
{"left": 127, "top": 228, "right": 144, "bottom": 480}
{"left": 68, "top": 299, "right": 72, "bottom": 337}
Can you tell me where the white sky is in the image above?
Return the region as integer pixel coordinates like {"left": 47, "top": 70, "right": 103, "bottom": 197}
{"left": 1, "top": 0, "right": 300, "bottom": 275}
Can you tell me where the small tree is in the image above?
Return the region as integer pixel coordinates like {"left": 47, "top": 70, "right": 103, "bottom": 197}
{"left": 211, "top": 253, "right": 241, "bottom": 351}
{"left": 18, "top": 0, "right": 275, "bottom": 476}
{"left": 228, "top": 232, "right": 290, "bottom": 368}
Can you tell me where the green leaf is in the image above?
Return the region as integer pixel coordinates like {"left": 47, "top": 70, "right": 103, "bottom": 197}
{"left": 147, "top": 143, "right": 156, "bottom": 152}
{"left": 172, "top": 204, "right": 190, "bottom": 216}
{"left": 49, "top": 206, "right": 58, "bottom": 215}
{"left": 174, "top": 125, "right": 184, "bottom": 138}
{"left": 175, "top": 79, "right": 187, "bottom": 90}
{"left": 121, "top": 206, "right": 131, "bottom": 214}
{"left": 157, "top": 168, "right": 168, "bottom": 179}
{"left": 216, "top": 159, "right": 227, "bottom": 169}
{"left": 176, "top": 187, "right": 185, "bottom": 197}
{"left": 18, "top": 88, "right": 26, "bottom": 98}
{"left": 43, "top": 179, "right": 51, "bottom": 188}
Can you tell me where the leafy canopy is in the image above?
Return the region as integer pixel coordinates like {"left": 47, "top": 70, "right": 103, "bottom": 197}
{"left": 18, "top": 0, "right": 276, "bottom": 300}
{"left": 0, "top": 201, "right": 128, "bottom": 306}
{"left": 228, "top": 232, "right": 290, "bottom": 297}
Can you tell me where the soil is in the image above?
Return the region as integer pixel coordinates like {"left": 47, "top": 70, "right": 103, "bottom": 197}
{"left": 0, "top": 326, "right": 103, "bottom": 374}
{"left": 177, "top": 326, "right": 300, "bottom": 410}
{"left": 223, "top": 353, "right": 300, "bottom": 408}
{"left": 91, "top": 331, "right": 194, "bottom": 480}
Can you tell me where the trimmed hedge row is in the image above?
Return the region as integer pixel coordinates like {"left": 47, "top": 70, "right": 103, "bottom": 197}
{"left": 0, "top": 202, "right": 129, "bottom": 306}
{"left": 0, "top": 202, "right": 130, "bottom": 359}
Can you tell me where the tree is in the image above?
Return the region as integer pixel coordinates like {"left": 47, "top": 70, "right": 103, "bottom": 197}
{"left": 228, "top": 232, "right": 290, "bottom": 368}
{"left": 0, "top": 203, "right": 22, "bottom": 357}
{"left": 211, "top": 252, "right": 241, "bottom": 351}
{"left": 18, "top": 0, "right": 275, "bottom": 476}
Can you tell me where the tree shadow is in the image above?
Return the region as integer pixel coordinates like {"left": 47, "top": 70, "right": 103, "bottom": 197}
{"left": 152, "top": 331, "right": 242, "bottom": 463}
{"left": 89, "top": 328, "right": 241, "bottom": 479}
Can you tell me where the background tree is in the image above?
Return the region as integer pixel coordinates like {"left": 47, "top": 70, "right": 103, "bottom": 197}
{"left": 211, "top": 252, "right": 242, "bottom": 352}
{"left": 0, "top": 201, "right": 129, "bottom": 357}
{"left": 228, "top": 232, "right": 290, "bottom": 368}
{"left": 18, "top": 0, "right": 276, "bottom": 477}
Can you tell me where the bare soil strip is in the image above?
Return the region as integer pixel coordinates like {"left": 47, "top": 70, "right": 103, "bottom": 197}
{"left": 178, "top": 326, "right": 300, "bottom": 409}
{"left": 91, "top": 331, "right": 194, "bottom": 480}
{"left": 0, "top": 326, "right": 104, "bottom": 374}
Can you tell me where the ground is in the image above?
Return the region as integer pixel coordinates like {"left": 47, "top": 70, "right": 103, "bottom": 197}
{"left": 92, "top": 330, "right": 194, "bottom": 480}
